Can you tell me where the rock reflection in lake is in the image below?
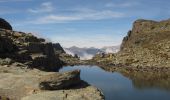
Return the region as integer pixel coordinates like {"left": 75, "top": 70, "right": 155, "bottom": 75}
{"left": 121, "top": 71, "right": 170, "bottom": 91}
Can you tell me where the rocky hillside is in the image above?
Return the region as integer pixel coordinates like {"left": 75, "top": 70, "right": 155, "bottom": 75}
{"left": 93, "top": 19, "right": 170, "bottom": 68}
{"left": 0, "top": 18, "right": 66, "bottom": 71}
{"left": 121, "top": 19, "right": 170, "bottom": 50}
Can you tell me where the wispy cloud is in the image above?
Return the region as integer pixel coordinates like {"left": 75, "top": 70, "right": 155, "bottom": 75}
{"left": 105, "top": 2, "right": 138, "bottom": 8}
{"left": 29, "top": 9, "right": 126, "bottom": 24}
{"left": 28, "top": 2, "right": 54, "bottom": 13}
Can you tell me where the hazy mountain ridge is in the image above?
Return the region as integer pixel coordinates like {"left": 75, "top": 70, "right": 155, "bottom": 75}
{"left": 64, "top": 46, "right": 120, "bottom": 60}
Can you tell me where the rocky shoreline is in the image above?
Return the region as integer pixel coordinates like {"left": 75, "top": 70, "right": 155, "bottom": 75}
{"left": 0, "top": 64, "right": 104, "bottom": 100}
{"left": 0, "top": 18, "right": 104, "bottom": 100}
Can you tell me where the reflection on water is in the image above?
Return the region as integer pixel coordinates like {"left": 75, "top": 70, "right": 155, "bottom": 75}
{"left": 59, "top": 65, "right": 170, "bottom": 100}
{"left": 123, "top": 71, "right": 170, "bottom": 91}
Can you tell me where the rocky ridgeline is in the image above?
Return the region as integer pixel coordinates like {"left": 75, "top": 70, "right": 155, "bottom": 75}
{"left": 93, "top": 19, "right": 170, "bottom": 69}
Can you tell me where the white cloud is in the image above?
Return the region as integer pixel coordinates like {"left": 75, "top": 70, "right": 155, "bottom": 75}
{"left": 28, "top": 2, "right": 54, "bottom": 13}
{"left": 29, "top": 9, "right": 125, "bottom": 24}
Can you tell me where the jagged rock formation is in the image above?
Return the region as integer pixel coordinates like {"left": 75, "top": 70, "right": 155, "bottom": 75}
{"left": 0, "top": 18, "right": 12, "bottom": 30}
{"left": 93, "top": 19, "right": 170, "bottom": 68}
{"left": 0, "top": 29, "right": 64, "bottom": 71}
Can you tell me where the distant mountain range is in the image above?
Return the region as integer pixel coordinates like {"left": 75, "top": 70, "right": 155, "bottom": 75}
{"left": 64, "top": 46, "right": 120, "bottom": 60}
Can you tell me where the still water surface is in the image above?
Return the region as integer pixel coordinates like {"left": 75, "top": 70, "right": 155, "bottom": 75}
{"left": 59, "top": 65, "right": 170, "bottom": 100}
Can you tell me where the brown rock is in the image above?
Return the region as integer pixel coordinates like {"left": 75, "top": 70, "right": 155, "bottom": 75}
{"left": 39, "top": 70, "right": 81, "bottom": 90}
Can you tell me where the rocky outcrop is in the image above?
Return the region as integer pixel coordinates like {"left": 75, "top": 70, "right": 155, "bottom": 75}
{"left": 0, "top": 18, "right": 12, "bottom": 30}
{"left": 93, "top": 19, "right": 170, "bottom": 69}
{"left": 0, "top": 18, "right": 93, "bottom": 70}
{"left": 0, "top": 29, "right": 64, "bottom": 71}
{"left": 121, "top": 19, "right": 170, "bottom": 50}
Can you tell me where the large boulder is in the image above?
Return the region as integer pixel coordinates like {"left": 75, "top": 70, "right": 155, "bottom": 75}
{"left": 0, "top": 18, "right": 12, "bottom": 30}
{"left": 39, "top": 70, "right": 81, "bottom": 90}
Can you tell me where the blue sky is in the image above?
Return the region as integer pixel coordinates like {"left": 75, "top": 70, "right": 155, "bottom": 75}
{"left": 0, "top": 0, "right": 170, "bottom": 48}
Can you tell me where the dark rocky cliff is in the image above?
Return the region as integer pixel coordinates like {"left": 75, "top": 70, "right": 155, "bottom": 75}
{"left": 0, "top": 18, "right": 66, "bottom": 71}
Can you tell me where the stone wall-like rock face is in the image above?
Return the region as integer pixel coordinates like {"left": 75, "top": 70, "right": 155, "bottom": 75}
{"left": 0, "top": 18, "right": 12, "bottom": 30}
